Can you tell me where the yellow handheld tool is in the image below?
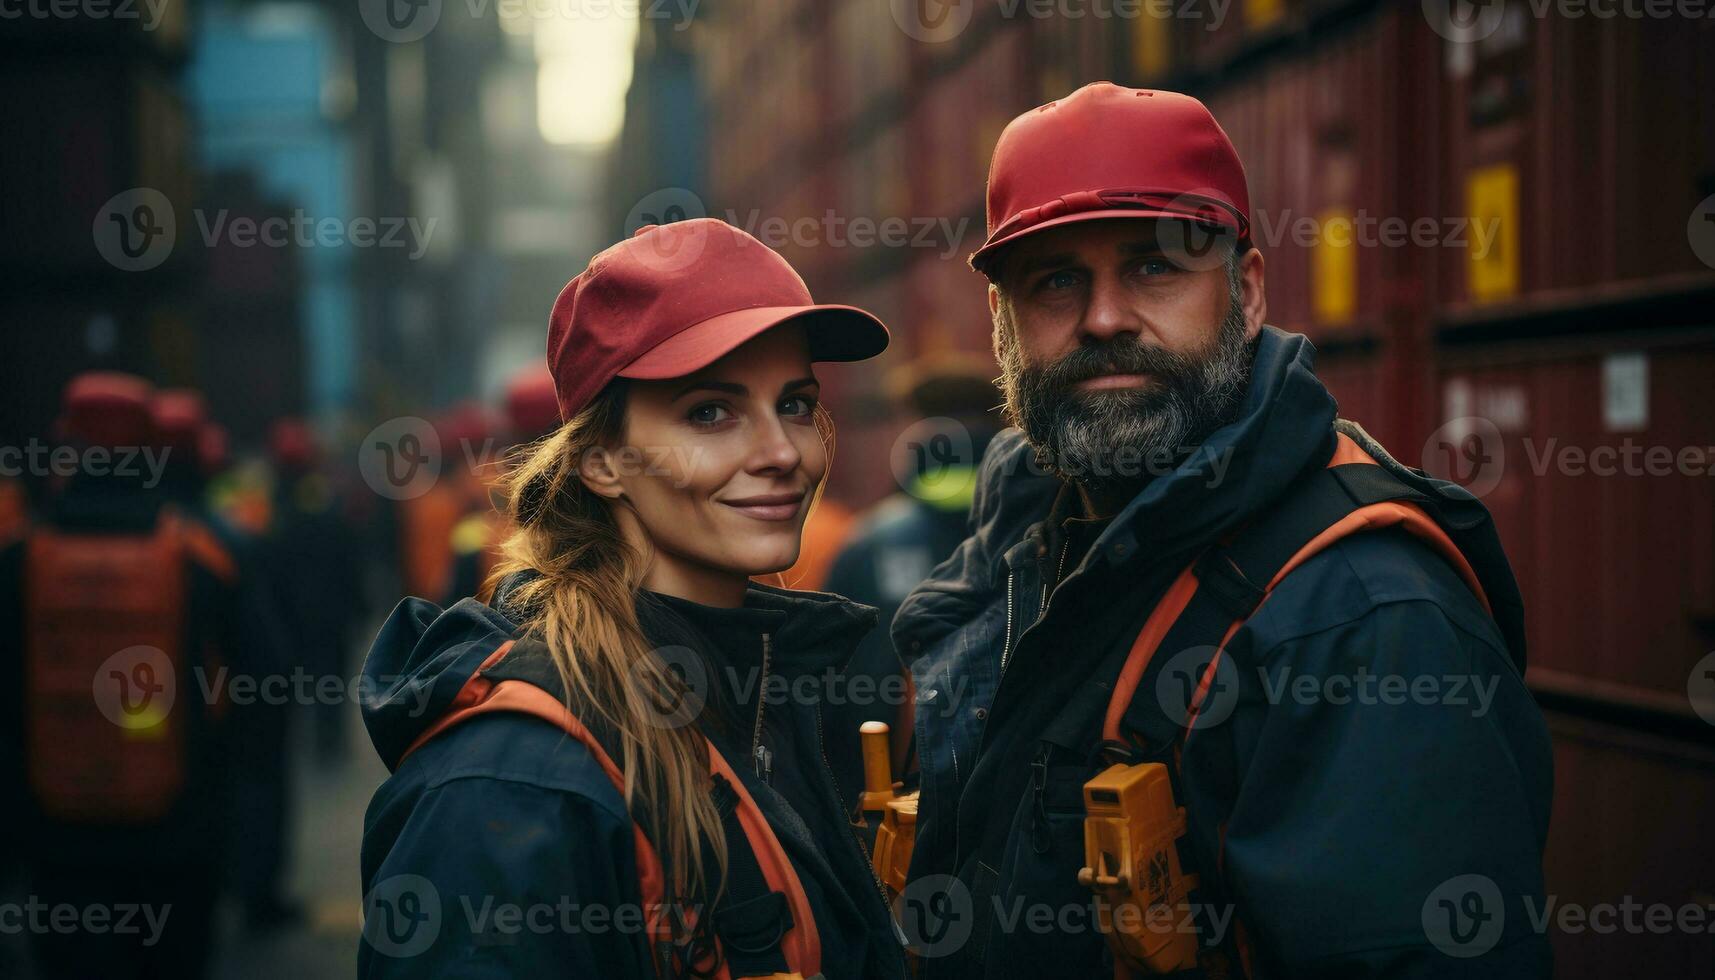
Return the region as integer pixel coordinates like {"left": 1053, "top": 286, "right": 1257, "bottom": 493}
{"left": 1076, "top": 762, "right": 1201, "bottom": 974}
{"left": 859, "top": 721, "right": 917, "bottom": 901}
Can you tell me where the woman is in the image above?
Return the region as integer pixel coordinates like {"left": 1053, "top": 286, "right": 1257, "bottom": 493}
{"left": 359, "top": 220, "right": 905, "bottom": 978}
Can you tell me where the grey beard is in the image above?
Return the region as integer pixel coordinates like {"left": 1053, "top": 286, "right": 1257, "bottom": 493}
{"left": 1000, "top": 296, "right": 1254, "bottom": 500}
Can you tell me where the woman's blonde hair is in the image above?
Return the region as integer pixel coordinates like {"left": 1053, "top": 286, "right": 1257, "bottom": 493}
{"left": 484, "top": 380, "right": 835, "bottom": 923}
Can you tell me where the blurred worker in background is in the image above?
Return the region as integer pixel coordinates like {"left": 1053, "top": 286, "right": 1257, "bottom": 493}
{"left": 823, "top": 354, "right": 1001, "bottom": 768}
{"left": 895, "top": 83, "right": 1552, "bottom": 978}
{"left": 266, "top": 418, "right": 363, "bottom": 766}
{"left": 440, "top": 366, "right": 560, "bottom": 605}
{"left": 395, "top": 403, "right": 493, "bottom": 602}
{"left": 1, "top": 372, "right": 243, "bottom": 979}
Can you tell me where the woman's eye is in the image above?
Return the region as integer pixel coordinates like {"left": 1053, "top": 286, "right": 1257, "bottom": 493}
{"left": 688, "top": 403, "right": 732, "bottom": 425}
{"left": 779, "top": 395, "right": 816, "bottom": 417}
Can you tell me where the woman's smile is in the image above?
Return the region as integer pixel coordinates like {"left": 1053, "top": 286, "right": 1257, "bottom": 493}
{"left": 720, "top": 489, "right": 807, "bottom": 522}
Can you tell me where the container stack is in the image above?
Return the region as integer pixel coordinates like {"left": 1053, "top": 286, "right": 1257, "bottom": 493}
{"left": 641, "top": 6, "right": 1715, "bottom": 970}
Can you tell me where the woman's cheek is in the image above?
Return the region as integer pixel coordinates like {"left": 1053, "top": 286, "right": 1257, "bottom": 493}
{"left": 794, "top": 427, "right": 828, "bottom": 486}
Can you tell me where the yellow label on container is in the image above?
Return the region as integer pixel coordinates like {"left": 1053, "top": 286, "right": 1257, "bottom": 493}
{"left": 1246, "top": 0, "right": 1285, "bottom": 30}
{"left": 1465, "top": 164, "right": 1520, "bottom": 303}
{"left": 1132, "top": 9, "right": 1170, "bottom": 80}
{"left": 1312, "top": 208, "right": 1357, "bottom": 325}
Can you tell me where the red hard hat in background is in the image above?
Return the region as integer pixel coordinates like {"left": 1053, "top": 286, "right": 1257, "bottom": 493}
{"left": 436, "top": 401, "right": 495, "bottom": 458}
{"left": 198, "top": 421, "right": 231, "bottom": 477}
{"left": 547, "top": 219, "right": 889, "bottom": 421}
{"left": 269, "top": 418, "right": 318, "bottom": 472}
{"left": 61, "top": 371, "right": 156, "bottom": 449}
{"left": 970, "top": 82, "right": 1252, "bottom": 275}
{"left": 503, "top": 364, "right": 560, "bottom": 443}
{"left": 151, "top": 388, "right": 208, "bottom": 462}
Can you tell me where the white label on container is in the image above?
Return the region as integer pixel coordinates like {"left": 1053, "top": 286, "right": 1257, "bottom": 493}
{"left": 1601, "top": 352, "right": 1649, "bottom": 432}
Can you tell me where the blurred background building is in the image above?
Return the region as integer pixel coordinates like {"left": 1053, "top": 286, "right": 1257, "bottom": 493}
{"left": 2, "top": 0, "right": 1713, "bottom": 976}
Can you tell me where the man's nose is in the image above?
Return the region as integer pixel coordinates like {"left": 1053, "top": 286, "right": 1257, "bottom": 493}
{"left": 1078, "top": 273, "right": 1144, "bottom": 344}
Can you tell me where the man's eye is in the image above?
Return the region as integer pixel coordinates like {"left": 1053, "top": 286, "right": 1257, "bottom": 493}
{"left": 780, "top": 395, "right": 816, "bottom": 417}
{"left": 688, "top": 403, "right": 732, "bottom": 425}
{"left": 1139, "top": 258, "right": 1175, "bottom": 276}
{"left": 1041, "top": 270, "right": 1081, "bottom": 291}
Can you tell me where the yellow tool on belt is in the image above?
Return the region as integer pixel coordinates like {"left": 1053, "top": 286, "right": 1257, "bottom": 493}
{"left": 858, "top": 721, "right": 917, "bottom": 901}
{"left": 1077, "top": 762, "right": 1201, "bottom": 974}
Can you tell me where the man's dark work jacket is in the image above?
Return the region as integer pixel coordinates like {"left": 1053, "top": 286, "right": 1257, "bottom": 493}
{"left": 359, "top": 580, "right": 909, "bottom": 979}
{"left": 892, "top": 327, "right": 1554, "bottom": 978}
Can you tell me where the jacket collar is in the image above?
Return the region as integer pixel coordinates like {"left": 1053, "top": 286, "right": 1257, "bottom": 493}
{"left": 641, "top": 582, "right": 878, "bottom": 680}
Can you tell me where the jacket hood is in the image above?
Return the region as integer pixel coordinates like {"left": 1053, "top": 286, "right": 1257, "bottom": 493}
{"left": 892, "top": 326, "right": 1337, "bottom": 659}
{"left": 362, "top": 581, "right": 880, "bottom": 772}
{"left": 361, "top": 596, "right": 522, "bottom": 771}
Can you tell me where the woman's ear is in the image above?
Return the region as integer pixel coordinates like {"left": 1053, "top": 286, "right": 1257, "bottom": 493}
{"left": 577, "top": 446, "right": 626, "bottom": 500}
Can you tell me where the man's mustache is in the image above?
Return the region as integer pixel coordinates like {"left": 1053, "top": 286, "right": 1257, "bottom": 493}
{"left": 1034, "top": 338, "right": 1194, "bottom": 390}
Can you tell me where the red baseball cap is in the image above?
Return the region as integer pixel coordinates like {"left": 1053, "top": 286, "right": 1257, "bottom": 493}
{"left": 548, "top": 219, "right": 890, "bottom": 420}
{"left": 970, "top": 82, "right": 1252, "bottom": 275}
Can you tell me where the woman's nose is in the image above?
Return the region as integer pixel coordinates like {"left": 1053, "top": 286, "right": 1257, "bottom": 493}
{"left": 748, "top": 414, "right": 803, "bottom": 474}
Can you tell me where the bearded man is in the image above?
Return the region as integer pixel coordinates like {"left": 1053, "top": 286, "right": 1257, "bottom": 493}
{"left": 890, "top": 83, "right": 1553, "bottom": 979}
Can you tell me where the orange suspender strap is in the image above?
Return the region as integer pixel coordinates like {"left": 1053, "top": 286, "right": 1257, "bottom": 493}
{"left": 395, "top": 640, "right": 821, "bottom": 980}
{"left": 706, "top": 738, "right": 823, "bottom": 978}
{"left": 1105, "top": 432, "right": 1492, "bottom": 744}
{"left": 1099, "top": 432, "right": 1497, "bottom": 980}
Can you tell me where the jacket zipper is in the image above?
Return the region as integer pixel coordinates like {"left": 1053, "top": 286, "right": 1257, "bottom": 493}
{"left": 752, "top": 632, "right": 773, "bottom": 784}
{"left": 959, "top": 541, "right": 1069, "bottom": 872}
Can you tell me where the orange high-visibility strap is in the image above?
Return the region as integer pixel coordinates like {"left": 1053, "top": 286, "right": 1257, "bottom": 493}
{"left": 396, "top": 640, "right": 821, "bottom": 980}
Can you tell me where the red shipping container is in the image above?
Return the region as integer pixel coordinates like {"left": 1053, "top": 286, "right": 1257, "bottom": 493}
{"left": 1438, "top": 7, "right": 1715, "bottom": 311}
{"left": 1541, "top": 713, "right": 1715, "bottom": 980}
{"left": 1434, "top": 340, "right": 1715, "bottom": 699}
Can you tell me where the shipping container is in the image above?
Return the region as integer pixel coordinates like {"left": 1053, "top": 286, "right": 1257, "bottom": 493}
{"left": 1, "top": 57, "right": 195, "bottom": 284}
{"left": 1437, "top": 4, "right": 1715, "bottom": 311}
{"left": 1434, "top": 336, "right": 1715, "bottom": 699}
{"left": 1541, "top": 711, "right": 1715, "bottom": 980}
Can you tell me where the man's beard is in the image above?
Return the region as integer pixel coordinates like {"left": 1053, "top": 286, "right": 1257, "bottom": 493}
{"left": 997, "top": 293, "right": 1255, "bottom": 500}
